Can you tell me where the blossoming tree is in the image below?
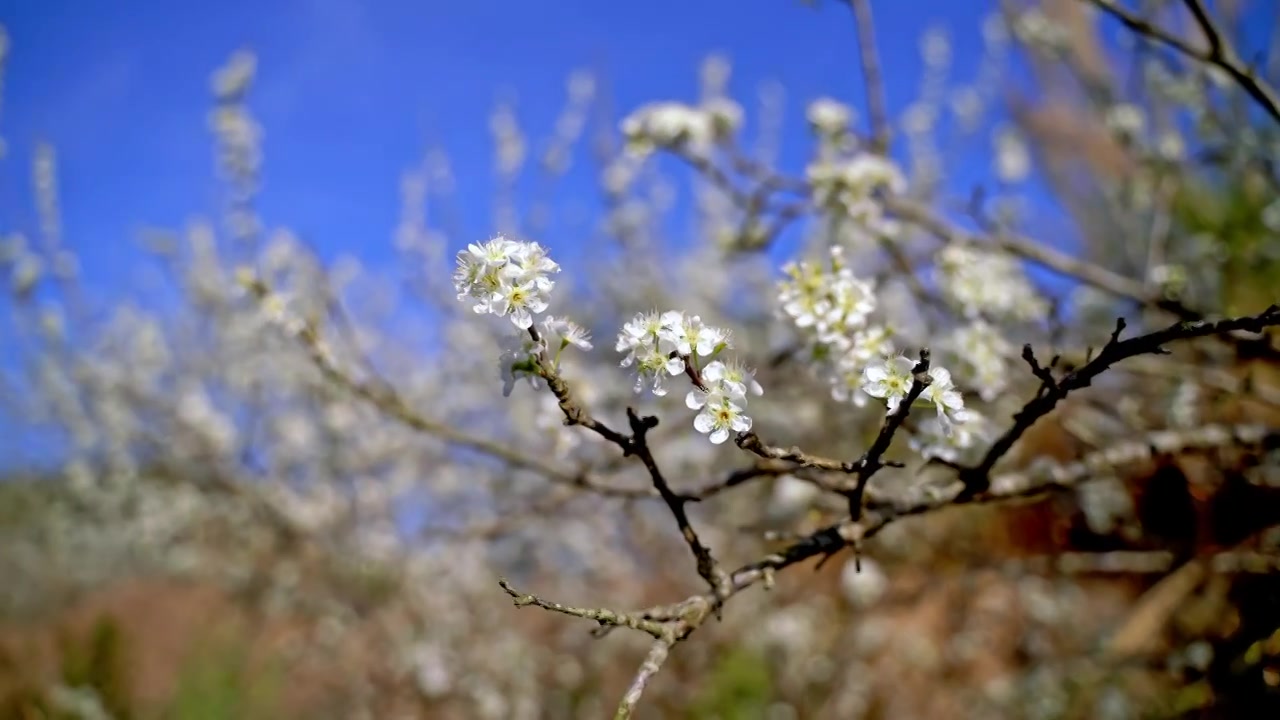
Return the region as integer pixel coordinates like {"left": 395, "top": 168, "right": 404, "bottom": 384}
{"left": 3, "top": 1, "right": 1280, "bottom": 718}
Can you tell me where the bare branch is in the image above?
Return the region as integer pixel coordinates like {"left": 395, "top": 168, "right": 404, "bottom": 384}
{"left": 961, "top": 305, "right": 1280, "bottom": 493}
{"left": 848, "top": 349, "right": 932, "bottom": 519}
{"left": 735, "top": 432, "right": 855, "bottom": 472}
{"left": 614, "top": 640, "right": 675, "bottom": 720}
{"left": 1085, "top": 0, "right": 1280, "bottom": 125}
{"left": 845, "top": 0, "right": 892, "bottom": 153}
{"left": 239, "top": 273, "right": 655, "bottom": 499}
{"left": 498, "top": 579, "right": 670, "bottom": 639}
{"left": 527, "top": 326, "right": 731, "bottom": 600}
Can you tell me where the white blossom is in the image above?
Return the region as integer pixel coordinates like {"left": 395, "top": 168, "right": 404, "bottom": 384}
{"left": 692, "top": 395, "right": 752, "bottom": 444}
{"left": 665, "top": 311, "right": 728, "bottom": 358}
{"left": 707, "top": 357, "right": 762, "bottom": 400}
{"left": 945, "top": 320, "right": 1012, "bottom": 401}
{"left": 829, "top": 325, "right": 895, "bottom": 407}
{"left": 909, "top": 408, "right": 990, "bottom": 463}
{"left": 616, "top": 311, "right": 686, "bottom": 396}
{"left": 807, "top": 97, "right": 854, "bottom": 136}
{"left": 921, "top": 367, "right": 966, "bottom": 430}
{"left": 994, "top": 125, "right": 1030, "bottom": 183}
{"left": 453, "top": 235, "right": 560, "bottom": 328}
{"left": 498, "top": 333, "right": 545, "bottom": 397}
{"left": 1105, "top": 103, "right": 1146, "bottom": 141}
{"left": 682, "top": 358, "right": 761, "bottom": 443}
{"left": 778, "top": 246, "right": 877, "bottom": 350}
{"left": 805, "top": 154, "right": 906, "bottom": 240}
{"left": 935, "top": 245, "right": 1048, "bottom": 322}
{"left": 808, "top": 154, "right": 907, "bottom": 202}
{"left": 861, "top": 354, "right": 916, "bottom": 411}
{"left": 619, "top": 100, "right": 738, "bottom": 157}
{"left": 540, "top": 315, "right": 593, "bottom": 351}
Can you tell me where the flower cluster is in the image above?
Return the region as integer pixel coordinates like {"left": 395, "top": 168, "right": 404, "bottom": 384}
{"left": 861, "top": 355, "right": 966, "bottom": 431}
{"left": 778, "top": 246, "right": 895, "bottom": 407}
{"left": 686, "top": 359, "right": 762, "bottom": 444}
{"left": 615, "top": 310, "right": 729, "bottom": 394}
{"left": 807, "top": 154, "right": 906, "bottom": 201}
{"left": 451, "top": 239, "right": 594, "bottom": 398}
{"left": 1104, "top": 103, "right": 1146, "bottom": 144}
{"left": 908, "top": 407, "right": 991, "bottom": 463}
{"left": 993, "top": 125, "right": 1031, "bottom": 183}
{"left": 453, "top": 236, "right": 560, "bottom": 329}
{"left": 806, "top": 154, "right": 906, "bottom": 239}
{"left": 806, "top": 97, "right": 854, "bottom": 138}
{"left": 828, "top": 325, "right": 896, "bottom": 408}
{"left": 778, "top": 246, "right": 876, "bottom": 347}
{"left": 620, "top": 99, "right": 742, "bottom": 158}
{"left": 943, "top": 320, "right": 1013, "bottom": 402}
{"left": 497, "top": 315, "right": 592, "bottom": 397}
{"left": 615, "top": 310, "right": 761, "bottom": 444}
{"left": 934, "top": 245, "right": 1049, "bottom": 322}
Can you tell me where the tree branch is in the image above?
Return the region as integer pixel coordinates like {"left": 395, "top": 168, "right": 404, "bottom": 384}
{"left": 527, "top": 326, "right": 731, "bottom": 600}
{"left": 961, "top": 305, "right": 1280, "bottom": 493}
{"left": 1085, "top": 0, "right": 1280, "bottom": 125}
{"left": 845, "top": 0, "right": 892, "bottom": 153}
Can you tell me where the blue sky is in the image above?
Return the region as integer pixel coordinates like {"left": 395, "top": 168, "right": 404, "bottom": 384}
{"left": 0, "top": 0, "right": 1008, "bottom": 468}
{"left": 0, "top": 0, "right": 1001, "bottom": 281}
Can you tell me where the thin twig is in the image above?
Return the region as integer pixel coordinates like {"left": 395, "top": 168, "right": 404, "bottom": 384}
{"left": 1085, "top": 0, "right": 1280, "bottom": 125}
{"left": 846, "top": 0, "right": 892, "bottom": 153}
{"left": 961, "top": 306, "right": 1280, "bottom": 493}
{"left": 527, "top": 325, "right": 731, "bottom": 600}
{"left": 239, "top": 274, "right": 654, "bottom": 499}
{"left": 848, "top": 349, "right": 932, "bottom": 519}
{"left": 614, "top": 640, "right": 675, "bottom": 720}
{"left": 498, "top": 579, "right": 669, "bottom": 639}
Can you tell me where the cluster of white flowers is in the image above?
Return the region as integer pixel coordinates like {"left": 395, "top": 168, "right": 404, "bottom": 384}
{"left": 935, "top": 245, "right": 1049, "bottom": 322}
{"left": 806, "top": 97, "right": 854, "bottom": 138}
{"left": 778, "top": 246, "right": 894, "bottom": 407}
{"left": 861, "top": 354, "right": 966, "bottom": 430}
{"left": 1010, "top": 7, "right": 1067, "bottom": 49}
{"left": 495, "top": 315, "right": 593, "bottom": 397}
{"left": 779, "top": 247, "right": 876, "bottom": 344}
{"left": 1104, "top": 103, "right": 1146, "bottom": 143}
{"left": 944, "top": 320, "right": 1013, "bottom": 402}
{"left": 828, "top": 325, "right": 897, "bottom": 407}
{"left": 453, "top": 235, "right": 560, "bottom": 329}
{"left": 616, "top": 310, "right": 707, "bottom": 396}
{"left": 993, "top": 125, "right": 1031, "bottom": 183}
{"left": 806, "top": 154, "right": 906, "bottom": 239}
{"left": 776, "top": 246, "right": 969, "bottom": 430}
{"left": 615, "top": 310, "right": 761, "bottom": 444}
{"left": 908, "top": 407, "right": 991, "bottom": 463}
{"left": 686, "top": 358, "right": 763, "bottom": 444}
{"left": 455, "top": 235, "right": 769, "bottom": 446}
{"left": 451, "top": 238, "right": 597, "bottom": 401}
{"left": 808, "top": 154, "right": 907, "bottom": 204}
{"left": 1147, "top": 263, "right": 1187, "bottom": 298}
{"left": 620, "top": 99, "right": 742, "bottom": 158}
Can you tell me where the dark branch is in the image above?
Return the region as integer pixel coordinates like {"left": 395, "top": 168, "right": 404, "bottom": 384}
{"left": 847, "top": 349, "right": 932, "bottom": 519}
{"left": 845, "top": 0, "right": 892, "bottom": 153}
{"left": 528, "top": 325, "right": 730, "bottom": 599}
{"left": 1085, "top": 0, "right": 1280, "bottom": 125}
{"left": 961, "top": 305, "right": 1280, "bottom": 493}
